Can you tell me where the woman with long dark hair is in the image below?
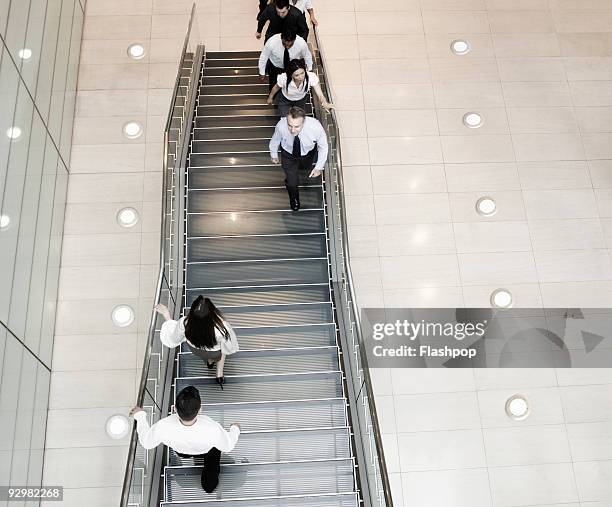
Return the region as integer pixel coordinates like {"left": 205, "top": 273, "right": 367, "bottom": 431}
{"left": 155, "top": 296, "right": 239, "bottom": 390}
{"left": 267, "top": 58, "right": 333, "bottom": 117}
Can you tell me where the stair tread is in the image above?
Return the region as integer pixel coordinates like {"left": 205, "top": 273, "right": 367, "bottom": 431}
{"left": 161, "top": 492, "right": 359, "bottom": 507}
{"left": 179, "top": 345, "right": 338, "bottom": 377}
{"left": 164, "top": 459, "right": 356, "bottom": 503}
{"left": 193, "top": 126, "right": 275, "bottom": 140}
{"left": 186, "top": 284, "right": 329, "bottom": 307}
{"left": 188, "top": 165, "right": 320, "bottom": 190}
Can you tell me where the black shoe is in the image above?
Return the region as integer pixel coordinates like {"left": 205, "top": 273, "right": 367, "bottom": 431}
{"left": 206, "top": 360, "right": 215, "bottom": 370}
{"left": 215, "top": 376, "right": 224, "bottom": 390}
{"left": 290, "top": 197, "right": 300, "bottom": 211}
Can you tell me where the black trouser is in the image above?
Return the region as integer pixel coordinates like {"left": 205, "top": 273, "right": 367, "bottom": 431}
{"left": 176, "top": 447, "right": 222, "bottom": 493}
{"left": 276, "top": 92, "right": 307, "bottom": 117}
{"left": 280, "top": 147, "right": 318, "bottom": 201}
{"left": 266, "top": 60, "right": 284, "bottom": 92}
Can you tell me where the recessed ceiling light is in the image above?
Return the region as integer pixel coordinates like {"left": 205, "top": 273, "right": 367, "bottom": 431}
{"left": 491, "top": 288, "right": 513, "bottom": 309}
{"left": 6, "top": 126, "right": 22, "bottom": 140}
{"left": 111, "top": 304, "right": 135, "bottom": 327}
{"left": 127, "top": 43, "right": 146, "bottom": 60}
{"left": 0, "top": 214, "right": 10, "bottom": 229}
{"left": 505, "top": 395, "right": 529, "bottom": 421}
{"left": 463, "top": 112, "right": 483, "bottom": 129}
{"left": 451, "top": 39, "right": 470, "bottom": 55}
{"left": 18, "top": 48, "right": 32, "bottom": 60}
{"left": 116, "top": 207, "right": 139, "bottom": 228}
{"left": 105, "top": 414, "right": 131, "bottom": 439}
{"left": 123, "top": 121, "right": 143, "bottom": 139}
{"left": 476, "top": 196, "right": 497, "bottom": 217}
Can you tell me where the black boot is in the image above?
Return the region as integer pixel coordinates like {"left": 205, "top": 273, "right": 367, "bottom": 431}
{"left": 287, "top": 185, "right": 300, "bottom": 211}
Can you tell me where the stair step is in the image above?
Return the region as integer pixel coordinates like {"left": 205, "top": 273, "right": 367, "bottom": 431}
{"left": 186, "top": 284, "right": 330, "bottom": 307}
{"left": 188, "top": 165, "right": 320, "bottom": 190}
{"left": 199, "top": 94, "right": 269, "bottom": 106}
{"left": 200, "top": 83, "right": 270, "bottom": 95}
{"left": 164, "top": 459, "right": 356, "bottom": 503}
{"left": 161, "top": 492, "right": 360, "bottom": 507}
{"left": 197, "top": 397, "right": 346, "bottom": 433}
{"left": 192, "top": 139, "right": 271, "bottom": 154}
{"left": 206, "top": 58, "right": 259, "bottom": 68}
{"left": 187, "top": 209, "right": 325, "bottom": 237}
{"left": 204, "top": 67, "right": 259, "bottom": 77}
{"left": 181, "top": 324, "right": 337, "bottom": 352}
{"left": 188, "top": 187, "right": 323, "bottom": 213}
{"left": 187, "top": 234, "right": 327, "bottom": 263}
{"left": 207, "top": 50, "right": 260, "bottom": 59}
{"left": 186, "top": 258, "right": 329, "bottom": 289}
{"left": 176, "top": 372, "right": 344, "bottom": 405}
{"left": 179, "top": 345, "right": 339, "bottom": 377}
{"left": 195, "top": 116, "right": 278, "bottom": 128}
{"left": 193, "top": 126, "right": 275, "bottom": 141}
{"left": 196, "top": 105, "right": 278, "bottom": 118}
{"left": 189, "top": 153, "right": 276, "bottom": 168}
{"left": 169, "top": 427, "right": 351, "bottom": 466}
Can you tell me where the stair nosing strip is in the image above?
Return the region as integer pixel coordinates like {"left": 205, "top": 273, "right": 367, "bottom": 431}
{"left": 186, "top": 232, "right": 326, "bottom": 240}
{"left": 169, "top": 425, "right": 351, "bottom": 437}
{"left": 178, "top": 345, "right": 339, "bottom": 357}
{"left": 187, "top": 282, "right": 329, "bottom": 290}
{"left": 186, "top": 283, "right": 332, "bottom": 291}
{"left": 186, "top": 257, "right": 327, "bottom": 265}
{"left": 165, "top": 456, "right": 355, "bottom": 470}
{"left": 176, "top": 370, "right": 342, "bottom": 382}
{"left": 199, "top": 396, "right": 346, "bottom": 408}
{"left": 160, "top": 492, "right": 359, "bottom": 506}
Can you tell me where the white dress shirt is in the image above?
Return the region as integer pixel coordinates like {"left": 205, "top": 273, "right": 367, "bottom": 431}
{"left": 160, "top": 317, "right": 239, "bottom": 355}
{"left": 277, "top": 71, "right": 319, "bottom": 101}
{"left": 290, "top": 0, "right": 313, "bottom": 12}
{"left": 134, "top": 411, "right": 240, "bottom": 455}
{"left": 270, "top": 116, "right": 328, "bottom": 171}
{"left": 258, "top": 34, "right": 313, "bottom": 75}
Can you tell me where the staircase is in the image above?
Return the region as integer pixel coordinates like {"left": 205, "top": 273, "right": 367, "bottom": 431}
{"left": 161, "top": 51, "right": 361, "bottom": 507}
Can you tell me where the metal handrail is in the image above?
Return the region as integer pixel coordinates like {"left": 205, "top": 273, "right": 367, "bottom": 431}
{"left": 311, "top": 24, "right": 394, "bottom": 507}
{"left": 120, "top": 5, "right": 198, "bottom": 505}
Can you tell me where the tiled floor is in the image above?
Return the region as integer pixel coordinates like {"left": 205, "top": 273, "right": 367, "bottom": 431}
{"left": 317, "top": 0, "right": 612, "bottom": 505}
{"left": 47, "top": 0, "right": 612, "bottom": 506}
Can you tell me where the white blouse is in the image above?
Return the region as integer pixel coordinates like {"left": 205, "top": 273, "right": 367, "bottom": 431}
{"left": 160, "top": 317, "right": 239, "bottom": 355}
{"left": 290, "top": 0, "right": 313, "bottom": 12}
{"left": 277, "top": 71, "right": 320, "bottom": 101}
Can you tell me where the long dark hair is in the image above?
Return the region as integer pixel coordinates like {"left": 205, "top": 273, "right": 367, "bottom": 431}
{"left": 285, "top": 59, "right": 309, "bottom": 92}
{"left": 184, "top": 296, "right": 230, "bottom": 349}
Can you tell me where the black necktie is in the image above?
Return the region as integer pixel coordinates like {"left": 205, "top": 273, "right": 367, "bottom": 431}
{"left": 292, "top": 135, "right": 301, "bottom": 157}
{"left": 283, "top": 46, "right": 290, "bottom": 69}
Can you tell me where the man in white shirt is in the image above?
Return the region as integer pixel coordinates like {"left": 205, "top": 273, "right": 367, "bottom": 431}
{"left": 270, "top": 106, "right": 328, "bottom": 211}
{"left": 130, "top": 386, "right": 240, "bottom": 493}
{"left": 258, "top": 28, "right": 313, "bottom": 92}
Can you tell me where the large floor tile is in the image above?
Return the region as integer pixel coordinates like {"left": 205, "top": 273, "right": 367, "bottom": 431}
{"left": 518, "top": 161, "right": 591, "bottom": 190}
{"left": 82, "top": 15, "right": 151, "bottom": 40}
{"left": 363, "top": 83, "right": 435, "bottom": 110}
{"left": 564, "top": 56, "right": 612, "bottom": 81}
{"left": 523, "top": 190, "right": 598, "bottom": 219}
{"left": 377, "top": 223, "right": 456, "bottom": 256}
{"left": 573, "top": 460, "right": 612, "bottom": 503}
{"left": 540, "top": 280, "right": 612, "bottom": 306}
{"left": 512, "top": 133, "right": 585, "bottom": 161}
{"left": 458, "top": 252, "right": 538, "bottom": 285}
{"left": 449, "top": 191, "right": 526, "bottom": 222}
{"left": 361, "top": 59, "right": 431, "bottom": 84}
{"left": 567, "top": 422, "right": 612, "bottom": 461}
{"left": 498, "top": 57, "right": 566, "bottom": 81}
{"left": 70, "top": 144, "right": 146, "bottom": 174}
{"left": 383, "top": 286, "right": 465, "bottom": 307}
{"left": 570, "top": 81, "right": 612, "bottom": 106}
{"left": 437, "top": 108, "right": 509, "bottom": 136}
{"left": 41, "top": 487, "right": 122, "bottom": 507}
{"left": 348, "top": 226, "right": 380, "bottom": 257}
{"left": 489, "top": 463, "right": 578, "bottom": 506}
{"left": 489, "top": 10, "right": 555, "bottom": 33}
{"left": 374, "top": 193, "right": 451, "bottom": 224}
{"left": 433, "top": 82, "right": 504, "bottom": 108}
{"left": 49, "top": 370, "right": 137, "bottom": 409}
{"left": 426, "top": 34, "right": 494, "bottom": 58}
{"left": 529, "top": 219, "right": 606, "bottom": 251}
{"left": 61, "top": 233, "right": 141, "bottom": 266}
{"left": 58, "top": 265, "right": 141, "bottom": 300}
{"left": 356, "top": 12, "right": 423, "bottom": 35}
{"left": 483, "top": 425, "right": 571, "bottom": 467}
{"left": 473, "top": 368, "right": 557, "bottom": 390}
{"left": 343, "top": 165, "right": 373, "bottom": 195}
{"left": 560, "top": 384, "right": 612, "bottom": 423}
{"left": 345, "top": 194, "right": 376, "bottom": 226}
{"left": 429, "top": 57, "right": 500, "bottom": 82}
{"left": 371, "top": 164, "right": 447, "bottom": 194}
{"left": 52, "top": 334, "right": 138, "bottom": 371}
{"left": 493, "top": 33, "right": 560, "bottom": 57}
{"left": 401, "top": 468, "right": 492, "bottom": 507}
{"left": 534, "top": 249, "right": 612, "bottom": 283}
{"left": 390, "top": 369, "right": 476, "bottom": 395}
{"left": 369, "top": 137, "right": 443, "bottom": 165}
{"left": 422, "top": 11, "right": 490, "bottom": 34}
{"left": 445, "top": 162, "right": 520, "bottom": 192}
{"left": 398, "top": 429, "right": 486, "bottom": 472}
{"left": 67, "top": 173, "right": 144, "bottom": 204}
{"left": 575, "top": 106, "right": 612, "bottom": 133}
{"left": 358, "top": 35, "right": 428, "bottom": 59}
{"left": 462, "top": 283, "right": 543, "bottom": 307}
{"left": 441, "top": 135, "right": 514, "bottom": 163}
{"left": 365, "top": 109, "right": 438, "bottom": 137}
{"left": 453, "top": 221, "right": 532, "bottom": 253}
{"left": 507, "top": 107, "right": 578, "bottom": 134}
{"left": 502, "top": 81, "right": 572, "bottom": 107}
{"left": 394, "top": 392, "right": 482, "bottom": 432}
{"left": 380, "top": 254, "right": 461, "bottom": 289}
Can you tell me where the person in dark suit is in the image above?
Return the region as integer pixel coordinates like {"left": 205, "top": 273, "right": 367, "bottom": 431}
{"left": 256, "top": 0, "right": 308, "bottom": 42}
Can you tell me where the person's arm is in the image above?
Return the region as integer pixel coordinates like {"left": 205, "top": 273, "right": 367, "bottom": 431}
{"left": 302, "top": 42, "right": 313, "bottom": 71}
{"left": 212, "top": 421, "right": 241, "bottom": 453}
{"left": 267, "top": 84, "right": 280, "bottom": 104}
{"left": 159, "top": 316, "right": 186, "bottom": 348}
{"left": 256, "top": 7, "right": 269, "bottom": 38}
{"left": 269, "top": 122, "right": 283, "bottom": 163}
{"left": 258, "top": 42, "right": 272, "bottom": 76}
{"left": 131, "top": 409, "right": 164, "bottom": 450}
{"left": 311, "top": 123, "right": 328, "bottom": 175}
{"left": 311, "top": 82, "right": 333, "bottom": 111}
{"left": 307, "top": 7, "right": 317, "bottom": 25}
